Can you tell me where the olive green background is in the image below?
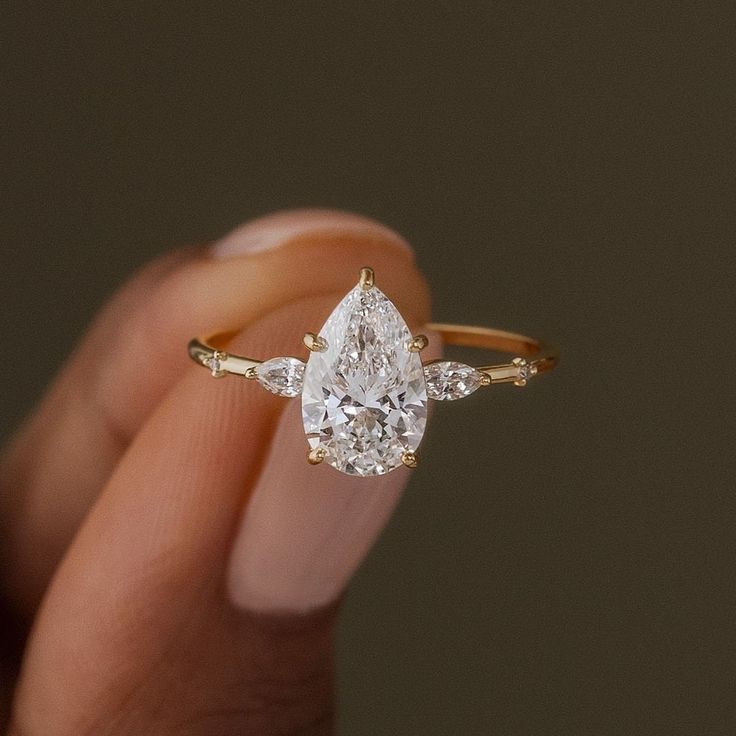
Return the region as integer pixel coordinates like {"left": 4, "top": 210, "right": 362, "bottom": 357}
{"left": 2, "top": 4, "right": 735, "bottom": 734}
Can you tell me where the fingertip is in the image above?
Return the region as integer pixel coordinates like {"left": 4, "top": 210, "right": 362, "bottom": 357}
{"left": 212, "top": 208, "right": 414, "bottom": 260}
{"left": 225, "top": 321, "right": 441, "bottom": 616}
{"left": 226, "top": 401, "right": 412, "bottom": 615}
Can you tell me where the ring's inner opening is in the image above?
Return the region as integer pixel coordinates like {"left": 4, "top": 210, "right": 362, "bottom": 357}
{"left": 440, "top": 344, "right": 529, "bottom": 365}
{"left": 429, "top": 324, "right": 540, "bottom": 358}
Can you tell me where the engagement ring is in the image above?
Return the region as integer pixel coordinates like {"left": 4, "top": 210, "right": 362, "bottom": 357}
{"left": 189, "top": 267, "right": 558, "bottom": 477}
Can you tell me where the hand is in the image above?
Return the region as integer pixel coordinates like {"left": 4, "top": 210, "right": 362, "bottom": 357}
{"left": 0, "top": 210, "right": 432, "bottom": 735}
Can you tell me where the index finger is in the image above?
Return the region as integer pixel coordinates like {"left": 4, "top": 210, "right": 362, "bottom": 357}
{"left": 0, "top": 209, "right": 429, "bottom": 615}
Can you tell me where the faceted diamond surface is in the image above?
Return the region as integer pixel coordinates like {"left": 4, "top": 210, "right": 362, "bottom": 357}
{"left": 517, "top": 360, "right": 538, "bottom": 383}
{"left": 424, "top": 361, "right": 484, "bottom": 400}
{"left": 255, "top": 357, "right": 305, "bottom": 397}
{"left": 301, "top": 284, "right": 428, "bottom": 476}
{"left": 205, "top": 355, "right": 223, "bottom": 377}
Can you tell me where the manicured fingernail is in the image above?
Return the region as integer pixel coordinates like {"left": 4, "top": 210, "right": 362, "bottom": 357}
{"left": 227, "top": 329, "right": 442, "bottom": 615}
{"left": 226, "top": 402, "right": 410, "bottom": 614}
{"left": 212, "top": 208, "right": 413, "bottom": 259}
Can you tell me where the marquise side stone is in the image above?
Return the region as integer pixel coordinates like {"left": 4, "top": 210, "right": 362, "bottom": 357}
{"left": 255, "top": 357, "right": 305, "bottom": 397}
{"left": 424, "top": 361, "right": 484, "bottom": 400}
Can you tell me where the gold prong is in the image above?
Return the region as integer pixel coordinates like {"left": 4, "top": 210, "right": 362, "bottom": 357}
{"left": 303, "top": 332, "right": 327, "bottom": 352}
{"left": 308, "top": 447, "right": 326, "bottom": 465}
{"left": 244, "top": 366, "right": 258, "bottom": 380}
{"left": 479, "top": 373, "right": 492, "bottom": 386}
{"left": 401, "top": 451, "right": 418, "bottom": 468}
{"left": 407, "top": 334, "right": 429, "bottom": 353}
{"left": 514, "top": 378, "right": 527, "bottom": 387}
{"left": 359, "top": 266, "right": 375, "bottom": 290}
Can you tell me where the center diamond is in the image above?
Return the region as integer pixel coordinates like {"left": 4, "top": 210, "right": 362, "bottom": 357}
{"left": 301, "top": 283, "right": 428, "bottom": 476}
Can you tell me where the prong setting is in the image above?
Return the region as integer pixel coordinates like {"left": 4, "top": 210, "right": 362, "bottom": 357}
{"left": 407, "top": 334, "right": 429, "bottom": 353}
{"left": 401, "top": 451, "right": 418, "bottom": 468}
{"left": 512, "top": 357, "right": 538, "bottom": 386}
{"left": 303, "top": 332, "right": 327, "bottom": 352}
{"left": 359, "top": 266, "right": 375, "bottom": 290}
{"left": 205, "top": 350, "right": 228, "bottom": 378}
{"left": 307, "top": 447, "right": 326, "bottom": 465}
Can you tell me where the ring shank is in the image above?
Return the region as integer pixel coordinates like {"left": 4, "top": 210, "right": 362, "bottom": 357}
{"left": 189, "top": 323, "right": 557, "bottom": 385}
{"left": 427, "top": 323, "right": 558, "bottom": 382}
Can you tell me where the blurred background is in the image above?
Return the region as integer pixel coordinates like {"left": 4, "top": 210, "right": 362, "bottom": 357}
{"left": 2, "top": 4, "right": 734, "bottom": 734}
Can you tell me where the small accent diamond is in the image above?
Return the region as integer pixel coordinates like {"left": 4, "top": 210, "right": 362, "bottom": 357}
{"left": 424, "top": 361, "right": 484, "bottom": 400}
{"left": 205, "top": 353, "right": 225, "bottom": 377}
{"left": 514, "top": 358, "right": 538, "bottom": 386}
{"left": 255, "top": 357, "right": 305, "bottom": 397}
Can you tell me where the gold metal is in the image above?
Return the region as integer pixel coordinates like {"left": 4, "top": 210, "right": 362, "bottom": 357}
{"left": 187, "top": 266, "right": 558, "bottom": 477}
{"left": 188, "top": 334, "right": 261, "bottom": 378}
{"left": 303, "top": 332, "right": 327, "bottom": 352}
{"left": 188, "top": 268, "right": 558, "bottom": 390}
{"left": 426, "top": 323, "right": 558, "bottom": 386}
{"left": 308, "top": 447, "right": 326, "bottom": 465}
{"left": 407, "top": 334, "right": 429, "bottom": 353}
{"left": 189, "top": 323, "right": 557, "bottom": 386}
{"left": 359, "top": 266, "right": 375, "bottom": 290}
{"left": 511, "top": 357, "right": 537, "bottom": 387}
{"left": 205, "top": 349, "right": 229, "bottom": 378}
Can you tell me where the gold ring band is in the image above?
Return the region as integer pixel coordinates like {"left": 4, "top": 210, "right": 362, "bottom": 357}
{"left": 187, "top": 266, "right": 558, "bottom": 476}
{"left": 188, "top": 323, "right": 557, "bottom": 387}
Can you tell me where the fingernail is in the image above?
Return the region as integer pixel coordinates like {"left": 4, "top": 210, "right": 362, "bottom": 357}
{"left": 212, "top": 208, "right": 412, "bottom": 259}
{"left": 226, "top": 402, "right": 410, "bottom": 614}
{"left": 226, "top": 326, "right": 442, "bottom": 615}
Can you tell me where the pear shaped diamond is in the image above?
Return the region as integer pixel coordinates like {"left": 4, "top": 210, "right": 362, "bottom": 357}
{"left": 301, "top": 283, "right": 428, "bottom": 476}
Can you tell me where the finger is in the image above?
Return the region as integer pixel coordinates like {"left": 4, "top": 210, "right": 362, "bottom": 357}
{"left": 0, "top": 209, "right": 429, "bottom": 614}
{"left": 11, "top": 292, "right": 438, "bottom": 734}
{"left": 228, "top": 316, "right": 441, "bottom": 613}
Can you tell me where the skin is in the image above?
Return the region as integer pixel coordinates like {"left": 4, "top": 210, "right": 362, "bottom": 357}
{"left": 0, "top": 210, "right": 433, "bottom": 735}
{"left": 0, "top": 211, "right": 436, "bottom": 736}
